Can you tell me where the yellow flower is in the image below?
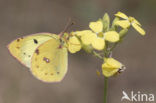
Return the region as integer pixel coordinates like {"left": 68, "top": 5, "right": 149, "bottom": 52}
{"left": 67, "top": 36, "right": 81, "bottom": 53}
{"left": 102, "top": 58, "right": 123, "bottom": 77}
{"left": 76, "top": 21, "right": 120, "bottom": 50}
{"left": 104, "top": 31, "right": 120, "bottom": 42}
{"left": 115, "top": 11, "right": 146, "bottom": 35}
{"left": 89, "top": 21, "right": 103, "bottom": 33}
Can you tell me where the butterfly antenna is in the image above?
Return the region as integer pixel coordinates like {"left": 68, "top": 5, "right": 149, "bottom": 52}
{"left": 59, "top": 18, "right": 75, "bottom": 38}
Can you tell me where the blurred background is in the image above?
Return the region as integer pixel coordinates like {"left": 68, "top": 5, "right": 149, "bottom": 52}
{"left": 0, "top": 0, "right": 156, "bottom": 103}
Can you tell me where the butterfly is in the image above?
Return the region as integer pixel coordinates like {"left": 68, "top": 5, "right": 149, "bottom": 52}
{"left": 7, "top": 32, "right": 68, "bottom": 83}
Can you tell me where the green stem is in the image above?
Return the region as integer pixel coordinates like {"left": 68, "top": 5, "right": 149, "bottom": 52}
{"left": 92, "top": 51, "right": 103, "bottom": 60}
{"left": 104, "top": 77, "right": 108, "bottom": 103}
{"left": 109, "top": 42, "right": 118, "bottom": 52}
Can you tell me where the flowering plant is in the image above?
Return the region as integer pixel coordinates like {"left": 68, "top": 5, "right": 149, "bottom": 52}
{"left": 63, "top": 11, "right": 145, "bottom": 103}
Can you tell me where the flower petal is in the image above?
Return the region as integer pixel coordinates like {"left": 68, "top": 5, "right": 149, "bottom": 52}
{"left": 102, "top": 63, "right": 118, "bottom": 77}
{"left": 115, "top": 20, "right": 130, "bottom": 28}
{"left": 68, "top": 36, "right": 81, "bottom": 53}
{"left": 89, "top": 21, "right": 103, "bottom": 33}
{"left": 132, "top": 23, "right": 145, "bottom": 35}
{"left": 102, "top": 58, "right": 122, "bottom": 77}
{"left": 129, "top": 17, "right": 141, "bottom": 26}
{"left": 81, "top": 32, "right": 96, "bottom": 45}
{"left": 102, "top": 68, "right": 118, "bottom": 77}
{"left": 104, "top": 31, "right": 119, "bottom": 42}
{"left": 92, "top": 37, "right": 105, "bottom": 50}
{"left": 75, "top": 30, "right": 92, "bottom": 36}
{"left": 115, "top": 12, "right": 128, "bottom": 19}
{"left": 133, "top": 18, "right": 141, "bottom": 26}
{"left": 105, "top": 58, "right": 122, "bottom": 68}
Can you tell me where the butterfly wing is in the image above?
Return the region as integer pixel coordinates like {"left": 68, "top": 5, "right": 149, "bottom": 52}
{"left": 31, "top": 36, "right": 68, "bottom": 82}
{"left": 7, "top": 33, "right": 54, "bottom": 68}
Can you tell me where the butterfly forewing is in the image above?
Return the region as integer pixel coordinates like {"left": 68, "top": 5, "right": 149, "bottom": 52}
{"left": 8, "top": 33, "right": 54, "bottom": 68}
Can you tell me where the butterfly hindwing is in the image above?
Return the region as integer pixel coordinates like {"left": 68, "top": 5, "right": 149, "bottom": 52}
{"left": 31, "top": 35, "right": 68, "bottom": 82}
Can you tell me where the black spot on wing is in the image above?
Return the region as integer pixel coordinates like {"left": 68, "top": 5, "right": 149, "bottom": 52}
{"left": 33, "top": 39, "right": 38, "bottom": 44}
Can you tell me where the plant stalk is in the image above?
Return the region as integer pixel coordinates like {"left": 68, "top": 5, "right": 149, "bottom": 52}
{"left": 104, "top": 77, "right": 108, "bottom": 103}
